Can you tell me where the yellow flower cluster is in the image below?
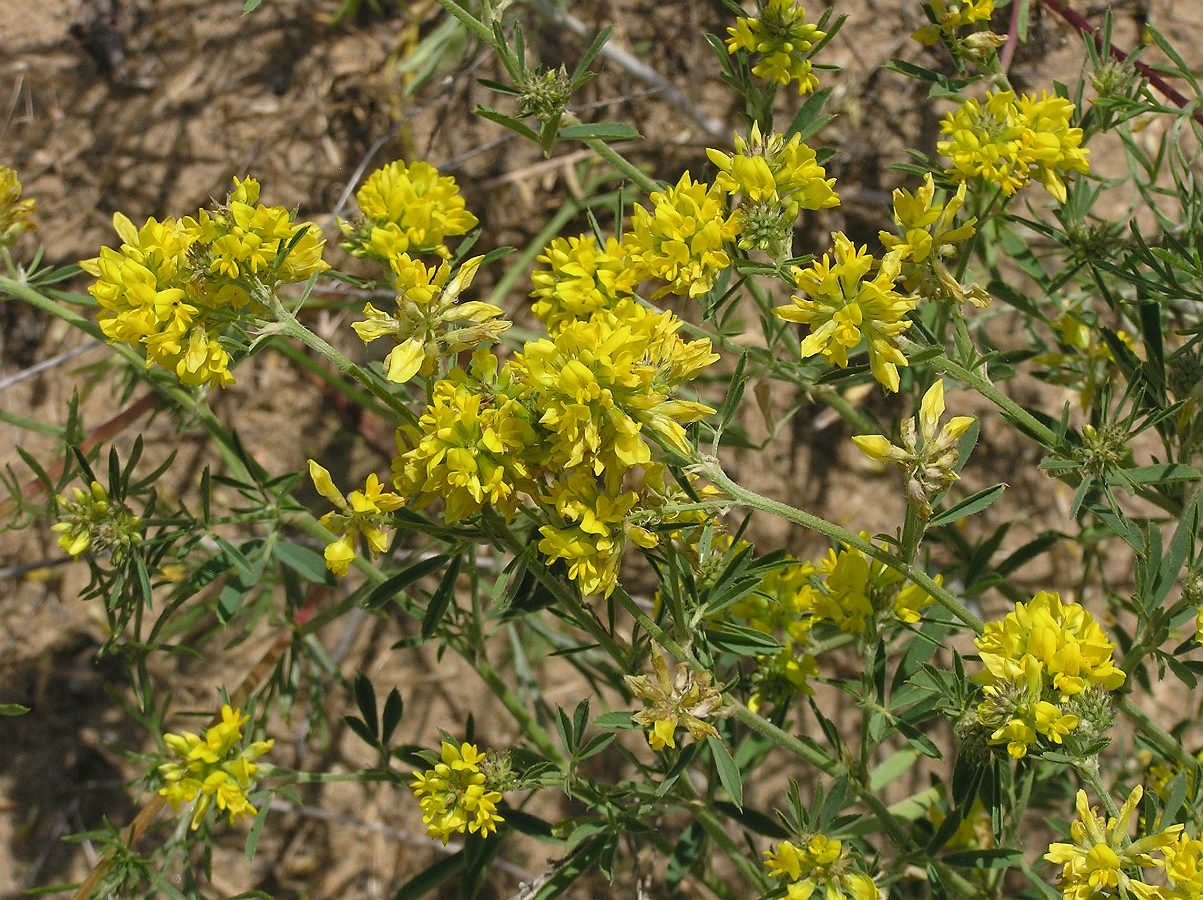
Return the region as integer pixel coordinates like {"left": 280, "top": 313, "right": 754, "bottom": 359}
{"left": 707, "top": 124, "right": 839, "bottom": 255}
{"left": 308, "top": 460, "right": 404, "bottom": 576}
{"left": 0, "top": 165, "right": 36, "bottom": 246}
{"left": 726, "top": 0, "right": 827, "bottom": 94}
{"left": 973, "top": 591, "right": 1125, "bottom": 759}
{"left": 529, "top": 234, "right": 637, "bottom": 332}
{"left": 340, "top": 160, "right": 478, "bottom": 261}
{"left": 764, "top": 835, "right": 880, "bottom": 900}
{"left": 353, "top": 254, "right": 509, "bottom": 384}
{"left": 912, "top": 0, "right": 996, "bottom": 46}
{"left": 51, "top": 480, "right": 141, "bottom": 561}
{"left": 410, "top": 741, "right": 504, "bottom": 845}
{"left": 938, "top": 90, "right": 1090, "bottom": 202}
{"left": 1164, "top": 832, "right": 1203, "bottom": 899}
{"left": 776, "top": 233, "right": 917, "bottom": 391}
{"left": 158, "top": 704, "right": 273, "bottom": 830}
{"left": 879, "top": 173, "right": 985, "bottom": 306}
{"left": 80, "top": 177, "right": 328, "bottom": 388}
{"left": 807, "top": 532, "right": 938, "bottom": 633}
{"left": 624, "top": 172, "right": 739, "bottom": 299}
{"left": 1044, "top": 787, "right": 1184, "bottom": 900}
{"left": 625, "top": 646, "right": 724, "bottom": 752}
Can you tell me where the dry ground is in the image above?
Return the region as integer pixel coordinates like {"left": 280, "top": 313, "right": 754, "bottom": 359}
{"left": 2, "top": 0, "right": 1200, "bottom": 897}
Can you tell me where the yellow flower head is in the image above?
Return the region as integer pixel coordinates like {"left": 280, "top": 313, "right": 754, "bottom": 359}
{"left": 764, "top": 836, "right": 880, "bottom": 900}
{"left": 0, "top": 165, "right": 37, "bottom": 246}
{"left": 309, "top": 460, "right": 405, "bottom": 576}
{"left": 529, "top": 234, "right": 638, "bottom": 332}
{"left": 624, "top": 172, "right": 738, "bottom": 299}
{"left": 342, "top": 160, "right": 478, "bottom": 260}
{"left": 392, "top": 362, "right": 536, "bottom": 524}
{"left": 938, "top": 90, "right": 1089, "bottom": 202}
{"left": 726, "top": 0, "right": 827, "bottom": 94}
{"left": 912, "top": 0, "right": 996, "bottom": 46}
{"left": 1163, "top": 832, "right": 1203, "bottom": 899}
{"left": 775, "top": 233, "right": 916, "bottom": 391}
{"left": 51, "top": 480, "right": 141, "bottom": 561}
{"left": 158, "top": 704, "right": 273, "bottom": 830}
{"left": 411, "top": 741, "right": 504, "bottom": 845}
{"left": 1045, "top": 787, "right": 1184, "bottom": 900}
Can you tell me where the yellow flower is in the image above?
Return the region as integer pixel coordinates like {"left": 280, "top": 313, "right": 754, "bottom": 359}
{"left": 341, "top": 160, "right": 478, "bottom": 260}
{"left": 158, "top": 704, "right": 273, "bottom": 830}
{"left": 624, "top": 172, "right": 738, "bottom": 298}
{"left": 775, "top": 233, "right": 915, "bottom": 391}
{"left": 764, "top": 836, "right": 880, "bottom": 900}
{"left": 1163, "top": 832, "right": 1203, "bottom": 899}
{"left": 1044, "top": 787, "right": 1183, "bottom": 900}
{"left": 912, "top": 0, "right": 996, "bottom": 46}
{"left": 410, "top": 741, "right": 504, "bottom": 844}
{"left": 852, "top": 380, "right": 977, "bottom": 517}
{"left": 309, "top": 460, "right": 404, "bottom": 576}
{"left": 392, "top": 361, "right": 536, "bottom": 524}
{"left": 529, "top": 234, "right": 638, "bottom": 332}
{"left": 0, "top": 165, "right": 36, "bottom": 246}
{"left": 726, "top": 0, "right": 827, "bottom": 94}
{"left": 352, "top": 254, "right": 508, "bottom": 384}
{"left": 938, "top": 90, "right": 1089, "bottom": 202}
{"left": 625, "top": 646, "right": 725, "bottom": 752}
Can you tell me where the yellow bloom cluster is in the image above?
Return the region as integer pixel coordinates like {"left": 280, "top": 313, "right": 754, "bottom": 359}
{"left": 807, "top": 532, "right": 937, "bottom": 633}
{"left": 1164, "top": 832, "right": 1203, "bottom": 899}
{"left": 973, "top": 591, "right": 1125, "bottom": 759}
{"left": 158, "top": 704, "right": 273, "bottom": 830}
{"left": 340, "top": 160, "right": 478, "bottom": 261}
{"left": 309, "top": 460, "right": 405, "bottom": 576}
{"left": 912, "top": 0, "right": 996, "bottom": 46}
{"left": 726, "top": 0, "right": 827, "bottom": 94}
{"left": 879, "top": 173, "right": 985, "bottom": 306}
{"left": 624, "top": 172, "right": 739, "bottom": 299}
{"left": 353, "top": 254, "right": 509, "bottom": 384}
{"left": 625, "top": 646, "right": 724, "bottom": 752}
{"left": 529, "top": 234, "right": 637, "bottom": 332}
{"left": 410, "top": 741, "right": 504, "bottom": 845}
{"left": 51, "top": 480, "right": 141, "bottom": 561}
{"left": 1044, "top": 787, "right": 1183, "bottom": 900}
{"left": 764, "top": 836, "right": 880, "bottom": 900}
{"left": 776, "top": 233, "right": 917, "bottom": 391}
{"left": 80, "top": 177, "right": 328, "bottom": 388}
{"left": 0, "top": 165, "right": 36, "bottom": 246}
{"left": 707, "top": 124, "right": 839, "bottom": 255}
{"left": 938, "top": 90, "right": 1090, "bottom": 202}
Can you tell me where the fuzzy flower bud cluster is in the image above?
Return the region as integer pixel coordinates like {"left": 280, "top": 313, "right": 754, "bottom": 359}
{"left": 158, "top": 705, "right": 273, "bottom": 830}
{"left": 972, "top": 591, "right": 1125, "bottom": 759}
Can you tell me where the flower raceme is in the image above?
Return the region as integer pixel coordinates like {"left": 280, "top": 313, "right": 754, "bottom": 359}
{"left": 938, "top": 89, "right": 1089, "bottom": 202}
{"left": 340, "top": 160, "right": 478, "bottom": 261}
{"left": 410, "top": 741, "right": 504, "bottom": 845}
{"left": 726, "top": 0, "right": 827, "bottom": 94}
{"left": 0, "top": 165, "right": 36, "bottom": 246}
{"left": 158, "top": 705, "right": 273, "bottom": 830}
{"left": 51, "top": 480, "right": 141, "bottom": 561}
{"left": 529, "top": 234, "right": 638, "bottom": 332}
{"left": 80, "top": 177, "right": 328, "bottom": 388}
{"left": 764, "top": 836, "right": 880, "bottom": 900}
{"left": 973, "top": 591, "right": 1125, "bottom": 759}
{"left": 308, "top": 460, "right": 404, "bottom": 576}
{"left": 775, "top": 233, "right": 916, "bottom": 391}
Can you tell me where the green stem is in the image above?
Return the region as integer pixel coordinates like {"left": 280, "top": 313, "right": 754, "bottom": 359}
{"left": 700, "top": 458, "right": 985, "bottom": 633}
{"left": 1075, "top": 756, "right": 1119, "bottom": 818}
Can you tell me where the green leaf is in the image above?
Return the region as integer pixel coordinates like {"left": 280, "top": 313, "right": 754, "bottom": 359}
{"left": 929, "top": 483, "right": 1007, "bottom": 527}
{"left": 366, "top": 554, "right": 452, "bottom": 609}
{"left": 712, "top": 800, "right": 790, "bottom": 838}
{"left": 392, "top": 850, "right": 465, "bottom": 900}
{"left": 943, "top": 848, "right": 1023, "bottom": 869}
{"left": 474, "top": 106, "right": 540, "bottom": 142}
{"left": 703, "top": 621, "right": 781, "bottom": 656}
{"left": 381, "top": 688, "right": 403, "bottom": 744}
{"left": 594, "top": 711, "right": 636, "bottom": 729}
{"left": 273, "top": 542, "right": 331, "bottom": 584}
{"left": 421, "top": 554, "right": 462, "bottom": 639}
{"left": 353, "top": 671, "right": 378, "bottom": 739}
{"left": 0, "top": 703, "right": 30, "bottom": 716}
{"left": 707, "top": 736, "right": 743, "bottom": 809}
{"left": 665, "top": 821, "right": 707, "bottom": 891}
{"left": 785, "top": 87, "right": 834, "bottom": 141}
{"left": 1114, "top": 464, "right": 1202, "bottom": 485}
{"left": 530, "top": 836, "right": 605, "bottom": 900}
{"left": 558, "top": 122, "right": 641, "bottom": 141}
{"left": 245, "top": 797, "right": 271, "bottom": 860}
{"left": 869, "top": 748, "right": 921, "bottom": 791}
{"left": 243, "top": 0, "right": 264, "bottom": 13}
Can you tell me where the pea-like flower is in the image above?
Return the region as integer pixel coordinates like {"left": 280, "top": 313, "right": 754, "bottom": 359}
{"left": 308, "top": 460, "right": 404, "bottom": 576}
{"left": 775, "top": 233, "right": 916, "bottom": 391}
{"left": 158, "top": 704, "right": 273, "bottom": 830}
{"left": 529, "top": 234, "right": 638, "bottom": 332}
{"left": 0, "top": 165, "right": 36, "bottom": 246}
{"left": 410, "top": 741, "right": 504, "bottom": 845}
{"left": 726, "top": 0, "right": 827, "bottom": 94}
{"left": 1045, "top": 787, "right": 1183, "bottom": 900}
{"left": 764, "top": 835, "right": 880, "bottom": 899}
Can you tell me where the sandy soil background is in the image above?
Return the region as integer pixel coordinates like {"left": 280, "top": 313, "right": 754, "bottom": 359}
{"left": 2, "top": 0, "right": 1200, "bottom": 897}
